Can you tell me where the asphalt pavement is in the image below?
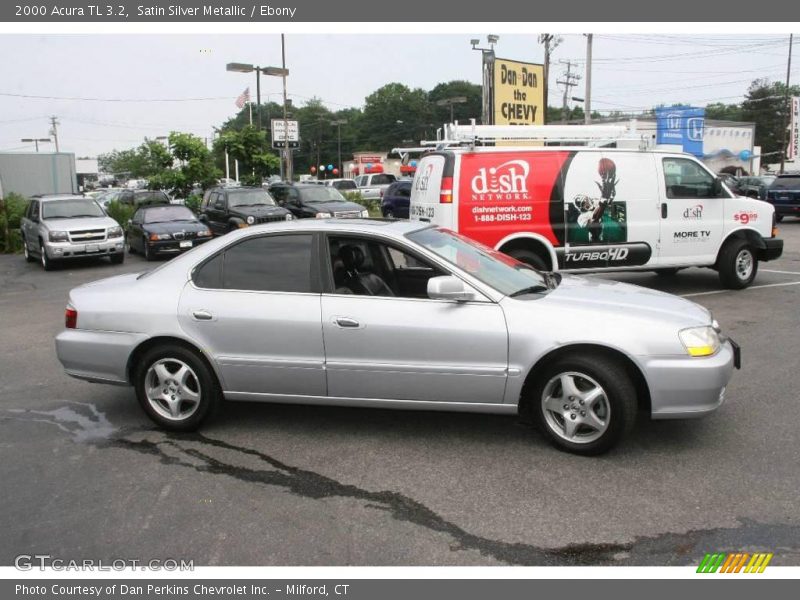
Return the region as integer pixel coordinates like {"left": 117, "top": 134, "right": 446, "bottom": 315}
{"left": 1, "top": 224, "right": 799, "bottom": 566}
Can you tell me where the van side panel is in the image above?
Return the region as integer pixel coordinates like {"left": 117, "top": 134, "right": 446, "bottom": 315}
{"left": 410, "top": 153, "right": 451, "bottom": 227}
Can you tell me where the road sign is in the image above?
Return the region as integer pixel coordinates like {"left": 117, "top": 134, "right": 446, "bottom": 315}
{"left": 271, "top": 119, "right": 300, "bottom": 149}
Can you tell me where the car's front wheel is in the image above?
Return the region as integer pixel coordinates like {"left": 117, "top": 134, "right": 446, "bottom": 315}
{"left": 143, "top": 237, "right": 154, "bottom": 261}
{"left": 134, "top": 344, "right": 219, "bottom": 431}
{"left": 22, "top": 236, "right": 35, "bottom": 262}
{"left": 39, "top": 242, "right": 56, "bottom": 271}
{"left": 530, "top": 353, "right": 637, "bottom": 455}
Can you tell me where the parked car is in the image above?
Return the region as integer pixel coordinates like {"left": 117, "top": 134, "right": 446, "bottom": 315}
{"left": 55, "top": 220, "right": 740, "bottom": 455}
{"left": 199, "top": 186, "right": 293, "bottom": 235}
{"left": 20, "top": 195, "right": 125, "bottom": 270}
{"left": 94, "top": 188, "right": 123, "bottom": 209}
{"left": 381, "top": 180, "right": 412, "bottom": 219}
{"left": 734, "top": 175, "right": 776, "bottom": 200}
{"left": 324, "top": 178, "right": 358, "bottom": 193}
{"left": 410, "top": 144, "right": 782, "bottom": 289}
{"left": 765, "top": 174, "right": 800, "bottom": 222}
{"left": 716, "top": 172, "right": 739, "bottom": 191}
{"left": 117, "top": 189, "right": 171, "bottom": 206}
{"left": 354, "top": 173, "right": 397, "bottom": 200}
{"left": 125, "top": 204, "right": 212, "bottom": 261}
{"left": 269, "top": 183, "right": 369, "bottom": 219}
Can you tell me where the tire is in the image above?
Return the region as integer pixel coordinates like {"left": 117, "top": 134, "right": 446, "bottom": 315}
{"left": 775, "top": 215, "right": 784, "bottom": 223}
{"left": 39, "top": 242, "right": 56, "bottom": 271}
{"left": 134, "top": 344, "right": 220, "bottom": 431}
{"left": 529, "top": 353, "right": 637, "bottom": 455}
{"left": 126, "top": 235, "right": 136, "bottom": 254}
{"left": 383, "top": 210, "right": 395, "bottom": 219}
{"left": 110, "top": 252, "right": 124, "bottom": 265}
{"left": 718, "top": 238, "right": 757, "bottom": 289}
{"left": 143, "top": 237, "right": 154, "bottom": 261}
{"left": 654, "top": 267, "right": 680, "bottom": 277}
{"left": 22, "top": 237, "right": 35, "bottom": 263}
{"left": 508, "top": 248, "right": 549, "bottom": 271}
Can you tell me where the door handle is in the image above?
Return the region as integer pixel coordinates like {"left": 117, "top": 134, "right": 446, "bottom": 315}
{"left": 661, "top": 203, "right": 668, "bottom": 218}
{"left": 334, "top": 317, "right": 360, "bottom": 329}
{"left": 192, "top": 310, "right": 213, "bottom": 321}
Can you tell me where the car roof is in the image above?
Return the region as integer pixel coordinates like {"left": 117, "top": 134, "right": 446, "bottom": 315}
{"left": 37, "top": 195, "right": 89, "bottom": 202}
{"left": 245, "top": 218, "right": 429, "bottom": 236}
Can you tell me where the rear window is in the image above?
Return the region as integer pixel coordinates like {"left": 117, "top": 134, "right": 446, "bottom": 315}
{"left": 134, "top": 191, "right": 170, "bottom": 204}
{"left": 332, "top": 180, "right": 357, "bottom": 191}
{"left": 143, "top": 206, "right": 196, "bottom": 223}
{"left": 770, "top": 177, "right": 800, "bottom": 190}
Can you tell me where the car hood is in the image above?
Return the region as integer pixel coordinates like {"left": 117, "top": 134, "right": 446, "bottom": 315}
{"left": 143, "top": 221, "right": 208, "bottom": 234}
{"left": 537, "top": 274, "right": 711, "bottom": 326}
{"left": 228, "top": 205, "right": 288, "bottom": 217}
{"left": 44, "top": 216, "right": 118, "bottom": 231}
{"left": 306, "top": 200, "right": 365, "bottom": 213}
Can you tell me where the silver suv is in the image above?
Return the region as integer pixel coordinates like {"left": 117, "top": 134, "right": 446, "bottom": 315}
{"left": 20, "top": 195, "right": 125, "bottom": 270}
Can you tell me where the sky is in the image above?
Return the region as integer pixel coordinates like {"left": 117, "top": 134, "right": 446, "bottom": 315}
{"left": 0, "top": 33, "right": 796, "bottom": 157}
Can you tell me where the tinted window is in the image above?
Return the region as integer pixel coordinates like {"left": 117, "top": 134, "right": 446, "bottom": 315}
{"left": 134, "top": 191, "right": 170, "bottom": 205}
{"left": 270, "top": 186, "right": 289, "bottom": 202}
{"left": 663, "top": 158, "right": 723, "bottom": 199}
{"left": 227, "top": 189, "right": 276, "bottom": 207}
{"left": 333, "top": 180, "right": 357, "bottom": 191}
{"left": 372, "top": 174, "right": 395, "bottom": 185}
{"left": 194, "top": 253, "right": 223, "bottom": 288}
{"left": 771, "top": 177, "right": 800, "bottom": 190}
{"left": 222, "top": 234, "right": 314, "bottom": 293}
{"left": 143, "top": 206, "right": 196, "bottom": 223}
{"left": 297, "top": 186, "right": 346, "bottom": 203}
{"left": 42, "top": 199, "right": 104, "bottom": 219}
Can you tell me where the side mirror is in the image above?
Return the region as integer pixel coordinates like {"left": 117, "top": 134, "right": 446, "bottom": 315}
{"left": 712, "top": 177, "right": 724, "bottom": 197}
{"left": 427, "top": 276, "right": 478, "bottom": 302}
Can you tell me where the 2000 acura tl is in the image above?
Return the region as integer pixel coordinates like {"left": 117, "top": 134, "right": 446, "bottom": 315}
{"left": 55, "top": 220, "right": 740, "bottom": 454}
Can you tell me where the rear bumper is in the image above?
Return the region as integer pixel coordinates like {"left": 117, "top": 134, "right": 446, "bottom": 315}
{"left": 758, "top": 238, "right": 783, "bottom": 261}
{"left": 641, "top": 340, "right": 737, "bottom": 420}
{"left": 55, "top": 329, "right": 147, "bottom": 385}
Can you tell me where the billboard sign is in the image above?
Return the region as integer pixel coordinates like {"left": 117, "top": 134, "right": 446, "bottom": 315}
{"left": 271, "top": 119, "right": 300, "bottom": 149}
{"left": 789, "top": 96, "right": 799, "bottom": 161}
{"left": 655, "top": 106, "right": 705, "bottom": 156}
{"left": 491, "top": 57, "right": 545, "bottom": 126}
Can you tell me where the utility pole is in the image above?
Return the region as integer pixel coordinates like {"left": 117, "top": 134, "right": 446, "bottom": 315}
{"left": 49, "top": 116, "right": 60, "bottom": 152}
{"left": 584, "top": 34, "right": 593, "bottom": 124}
{"left": 331, "top": 119, "right": 348, "bottom": 173}
{"left": 538, "top": 34, "right": 561, "bottom": 123}
{"left": 780, "top": 33, "right": 794, "bottom": 174}
{"left": 281, "top": 33, "right": 292, "bottom": 182}
{"left": 557, "top": 61, "right": 581, "bottom": 123}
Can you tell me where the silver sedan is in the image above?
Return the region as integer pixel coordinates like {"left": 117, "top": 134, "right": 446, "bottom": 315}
{"left": 55, "top": 220, "right": 739, "bottom": 455}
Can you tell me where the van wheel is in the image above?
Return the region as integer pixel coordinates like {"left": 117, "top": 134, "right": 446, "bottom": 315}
{"left": 529, "top": 353, "right": 637, "bottom": 455}
{"left": 776, "top": 215, "right": 784, "bottom": 223}
{"left": 654, "top": 268, "right": 680, "bottom": 277}
{"left": 508, "top": 248, "right": 549, "bottom": 271}
{"left": 718, "top": 239, "right": 757, "bottom": 289}
{"left": 134, "top": 344, "right": 219, "bottom": 431}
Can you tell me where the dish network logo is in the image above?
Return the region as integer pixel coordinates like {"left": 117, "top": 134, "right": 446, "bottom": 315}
{"left": 470, "top": 160, "right": 531, "bottom": 201}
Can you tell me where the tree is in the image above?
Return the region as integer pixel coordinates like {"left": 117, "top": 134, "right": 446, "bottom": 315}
{"left": 429, "top": 80, "right": 482, "bottom": 125}
{"left": 741, "top": 78, "right": 800, "bottom": 159}
{"left": 213, "top": 126, "right": 280, "bottom": 184}
{"left": 148, "top": 132, "right": 221, "bottom": 198}
{"left": 361, "top": 83, "right": 434, "bottom": 151}
{"left": 98, "top": 139, "right": 173, "bottom": 179}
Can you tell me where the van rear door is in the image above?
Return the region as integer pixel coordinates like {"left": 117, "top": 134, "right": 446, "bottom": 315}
{"left": 409, "top": 153, "right": 452, "bottom": 227}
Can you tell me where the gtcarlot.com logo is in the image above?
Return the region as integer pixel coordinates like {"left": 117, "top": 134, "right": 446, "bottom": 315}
{"left": 697, "top": 552, "right": 773, "bottom": 573}
{"left": 15, "top": 554, "right": 194, "bottom": 571}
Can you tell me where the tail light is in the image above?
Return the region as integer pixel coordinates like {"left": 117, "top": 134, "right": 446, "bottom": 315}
{"left": 65, "top": 306, "right": 78, "bottom": 329}
{"left": 439, "top": 176, "right": 453, "bottom": 204}
{"left": 772, "top": 211, "right": 779, "bottom": 238}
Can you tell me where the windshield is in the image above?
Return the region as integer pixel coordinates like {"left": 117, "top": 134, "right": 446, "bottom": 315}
{"left": 134, "top": 191, "right": 169, "bottom": 203}
{"left": 229, "top": 190, "right": 276, "bottom": 207}
{"left": 407, "top": 227, "right": 549, "bottom": 297}
{"left": 42, "top": 200, "right": 104, "bottom": 219}
{"left": 299, "top": 186, "right": 346, "bottom": 203}
{"left": 332, "top": 180, "right": 357, "bottom": 190}
{"left": 144, "top": 206, "right": 196, "bottom": 223}
{"left": 770, "top": 177, "right": 800, "bottom": 190}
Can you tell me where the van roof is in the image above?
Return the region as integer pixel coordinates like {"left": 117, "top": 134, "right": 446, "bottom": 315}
{"left": 426, "top": 146, "right": 691, "bottom": 156}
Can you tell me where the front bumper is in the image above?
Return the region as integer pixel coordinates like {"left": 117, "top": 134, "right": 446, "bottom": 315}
{"left": 55, "top": 328, "right": 147, "bottom": 385}
{"left": 147, "top": 236, "right": 211, "bottom": 254}
{"left": 642, "top": 339, "right": 738, "bottom": 419}
{"left": 758, "top": 238, "right": 784, "bottom": 261}
{"left": 45, "top": 238, "right": 124, "bottom": 259}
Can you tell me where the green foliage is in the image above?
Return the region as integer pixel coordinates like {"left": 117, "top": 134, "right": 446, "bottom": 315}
{"left": 361, "top": 83, "right": 434, "bottom": 151}
{"left": 429, "top": 80, "right": 483, "bottom": 125}
{"left": 742, "top": 79, "right": 800, "bottom": 159}
{"left": 98, "top": 139, "right": 173, "bottom": 179}
{"left": 183, "top": 194, "right": 202, "bottom": 214}
{"left": 105, "top": 200, "right": 137, "bottom": 231}
{"left": 343, "top": 191, "right": 380, "bottom": 216}
{"left": 214, "top": 126, "right": 280, "bottom": 183}
{"left": 0, "top": 193, "right": 28, "bottom": 253}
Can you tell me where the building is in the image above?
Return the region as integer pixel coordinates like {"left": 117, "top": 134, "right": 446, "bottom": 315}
{"left": 0, "top": 152, "right": 78, "bottom": 198}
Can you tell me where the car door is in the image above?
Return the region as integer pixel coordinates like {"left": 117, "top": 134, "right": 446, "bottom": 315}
{"left": 658, "top": 156, "right": 726, "bottom": 265}
{"left": 207, "top": 192, "right": 229, "bottom": 234}
{"left": 21, "top": 200, "right": 38, "bottom": 250}
{"left": 128, "top": 208, "right": 144, "bottom": 251}
{"left": 178, "top": 232, "right": 326, "bottom": 398}
{"left": 320, "top": 233, "right": 508, "bottom": 404}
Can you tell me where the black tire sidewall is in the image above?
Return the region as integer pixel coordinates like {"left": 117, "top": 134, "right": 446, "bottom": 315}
{"left": 134, "top": 344, "right": 218, "bottom": 431}
{"left": 719, "top": 239, "right": 757, "bottom": 289}
{"left": 143, "top": 237, "right": 153, "bottom": 261}
{"left": 530, "top": 354, "right": 637, "bottom": 455}
{"left": 40, "top": 243, "right": 54, "bottom": 271}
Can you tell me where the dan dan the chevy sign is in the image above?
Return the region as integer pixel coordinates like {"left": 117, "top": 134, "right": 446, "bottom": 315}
{"left": 492, "top": 58, "right": 545, "bottom": 126}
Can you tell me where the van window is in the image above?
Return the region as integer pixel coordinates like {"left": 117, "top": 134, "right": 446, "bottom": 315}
{"left": 663, "top": 158, "right": 724, "bottom": 199}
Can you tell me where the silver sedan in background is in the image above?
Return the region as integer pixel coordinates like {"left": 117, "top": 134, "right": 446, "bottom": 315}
{"left": 55, "top": 220, "right": 739, "bottom": 455}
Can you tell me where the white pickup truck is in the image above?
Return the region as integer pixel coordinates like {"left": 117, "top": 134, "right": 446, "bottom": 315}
{"left": 354, "top": 173, "right": 398, "bottom": 201}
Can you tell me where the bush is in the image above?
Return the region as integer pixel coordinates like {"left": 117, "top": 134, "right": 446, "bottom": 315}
{"left": 105, "top": 200, "right": 137, "bottom": 231}
{"left": 0, "top": 193, "right": 28, "bottom": 254}
{"left": 343, "top": 191, "right": 381, "bottom": 216}
{"left": 183, "top": 193, "right": 202, "bottom": 214}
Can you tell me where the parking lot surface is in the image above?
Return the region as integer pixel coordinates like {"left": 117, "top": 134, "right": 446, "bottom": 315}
{"left": 2, "top": 223, "right": 800, "bottom": 566}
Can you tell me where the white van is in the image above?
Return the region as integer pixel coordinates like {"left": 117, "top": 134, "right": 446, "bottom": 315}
{"left": 409, "top": 135, "right": 783, "bottom": 289}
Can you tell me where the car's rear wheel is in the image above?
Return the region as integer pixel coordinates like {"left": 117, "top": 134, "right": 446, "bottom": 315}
{"left": 39, "top": 242, "right": 56, "bottom": 271}
{"left": 718, "top": 239, "right": 757, "bottom": 289}
{"left": 22, "top": 237, "right": 35, "bottom": 262}
{"left": 530, "top": 353, "right": 637, "bottom": 455}
{"left": 135, "top": 344, "right": 219, "bottom": 431}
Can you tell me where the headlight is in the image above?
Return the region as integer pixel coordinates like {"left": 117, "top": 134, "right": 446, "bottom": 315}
{"left": 315, "top": 212, "right": 332, "bottom": 219}
{"left": 246, "top": 216, "right": 255, "bottom": 225}
{"left": 679, "top": 326, "right": 720, "bottom": 357}
{"left": 107, "top": 226, "right": 123, "bottom": 238}
{"left": 285, "top": 213, "right": 294, "bottom": 221}
{"left": 149, "top": 233, "right": 171, "bottom": 241}
{"left": 197, "top": 229, "right": 211, "bottom": 237}
{"left": 48, "top": 231, "right": 69, "bottom": 242}
{"left": 360, "top": 209, "right": 369, "bottom": 218}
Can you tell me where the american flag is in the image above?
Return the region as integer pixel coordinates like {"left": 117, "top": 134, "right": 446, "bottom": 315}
{"left": 235, "top": 87, "right": 250, "bottom": 109}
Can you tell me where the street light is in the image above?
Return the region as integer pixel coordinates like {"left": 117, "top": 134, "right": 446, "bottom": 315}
{"left": 471, "top": 35, "right": 499, "bottom": 124}
{"left": 436, "top": 96, "right": 468, "bottom": 123}
{"left": 21, "top": 138, "right": 51, "bottom": 152}
{"left": 330, "top": 119, "right": 348, "bottom": 175}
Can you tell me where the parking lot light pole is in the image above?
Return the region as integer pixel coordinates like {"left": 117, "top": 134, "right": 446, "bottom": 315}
{"left": 226, "top": 62, "right": 263, "bottom": 131}
{"left": 262, "top": 56, "right": 291, "bottom": 179}
{"left": 21, "top": 138, "right": 51, "bottom": 152}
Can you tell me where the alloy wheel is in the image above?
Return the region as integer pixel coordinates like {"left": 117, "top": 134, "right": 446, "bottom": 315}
{"left": 541, "top": 371, "right": 610, "bottom": 444}
{"left": 144, "top": 358, "right": 202, "bottom": 421}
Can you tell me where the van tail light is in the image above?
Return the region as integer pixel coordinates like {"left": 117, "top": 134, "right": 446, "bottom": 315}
{"left": 772, "top": 211, "right": 778, "bottom": 238}
{"left": 65, "top": 306, "right": 78, "bottom": 329}
{"left": 439, "top": 176, "right": 454, "bottom": 204}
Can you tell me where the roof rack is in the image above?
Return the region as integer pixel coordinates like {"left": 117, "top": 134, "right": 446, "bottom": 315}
{"left": 421, "top": 120, "right": 649, "bottom": 150}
